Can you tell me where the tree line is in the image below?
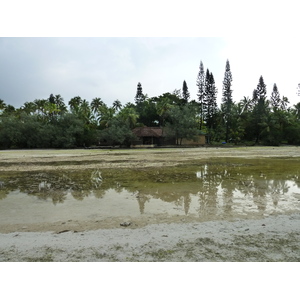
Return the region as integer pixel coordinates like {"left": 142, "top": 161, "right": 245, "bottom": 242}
{"left": 1, "top": 59, "right": 300, "bottom": 149}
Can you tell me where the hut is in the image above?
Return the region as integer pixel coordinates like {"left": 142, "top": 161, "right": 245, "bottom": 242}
{"left": 132, "top": 126, "right": 207, "bottom": 147}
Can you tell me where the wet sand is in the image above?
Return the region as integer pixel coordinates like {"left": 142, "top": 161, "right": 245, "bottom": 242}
{"left": 1, "top": 146, "right": 300, "bottom": 261}
{"left": 1, "top": 146, "right": 300, "bottom": 172}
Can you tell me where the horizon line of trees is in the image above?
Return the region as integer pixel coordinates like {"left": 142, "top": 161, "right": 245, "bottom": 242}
{"left": 1, "top": 59, "right": 300, "bottom": 149}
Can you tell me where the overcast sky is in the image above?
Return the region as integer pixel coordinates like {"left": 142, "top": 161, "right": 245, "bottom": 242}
{"left": 1, "top": 36, "right": 300, "bottom": 109}
{"left": 1, "top": 2, "right": 299, "bottom": 109}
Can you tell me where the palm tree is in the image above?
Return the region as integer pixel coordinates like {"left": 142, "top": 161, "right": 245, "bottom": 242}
{"left": 44, "top": 102, "right": 60, "bottom": 122}
{"left": 98, "top": 106, "right": 115, "bottom": 128}
{"left": 280, "top": 96, "right": 289, "bottom": 111}
{"left": 118, "top": 106, "right": 139, "bottom": 129}
{"left": 0, "top": 99, "right": 6, "bottom": 111}
{"left": 68, "top": 96, "right": 83, "bottom": 114}
{"left": 240, "top": 96, "right": 255, "bottom": 114}
{"left": 91, "top": 97, "right": 104, "bottom": 114}
{"left": 21, "top": 101, "right": 37, "bottom": 115}
{"left": 2, "top": 104, "right": 16, "bottom": 116}
{"left": 79, "top": 99, "right": 93, "bottom": 124}
{"left": 54, "top": 94, "right": 67, "bottom": 115}
{"left": 112, "top": 99, "right": 122, "bottom": 111}
{"left": 293, "top": 102, "right": 300, "bottom": 120}
{"left": 156, "top": 96, "right": 173, "bottom": 126}
{"left": 34, "top": 99, "right": 48, "bottom": 116}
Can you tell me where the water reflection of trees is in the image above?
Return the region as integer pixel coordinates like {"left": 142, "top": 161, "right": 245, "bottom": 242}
{"left": 0, "top": 169, "right": 106, "bottom": 204}
{"left": 0, "top": 180, "right": 9, "bottom": 200}
{"left": 136, "top": 192, "right": 151, "bottom": 214}
{"left": 193, "top": 162, "right": 300, "bottom": 217}
{"left": 196, "top": 164, "right": 221, "bottom": 217}
{"left": 0, "top": 162, "right": 300, "bottom": 217}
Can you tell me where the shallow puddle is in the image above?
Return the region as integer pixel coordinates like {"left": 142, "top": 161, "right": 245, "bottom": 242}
{"left": 1, "top": 157, "right": 300, "bottom": 227}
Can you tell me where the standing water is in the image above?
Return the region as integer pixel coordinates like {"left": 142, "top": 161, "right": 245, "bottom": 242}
{"left": 1, "top": 157, "right": 300, "bottom": 229}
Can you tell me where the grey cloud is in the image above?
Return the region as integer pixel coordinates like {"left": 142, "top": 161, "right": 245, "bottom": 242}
{"left": 2, "top": 37, "right": 296, "bottom": 109}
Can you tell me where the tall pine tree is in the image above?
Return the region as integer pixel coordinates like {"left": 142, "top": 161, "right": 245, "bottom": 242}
{"left": 252, "top": 76, "right": 268, "bottom": 143}
{"left": 270, "top": 83, "right": 280, "bottom": 110}
{"left": 135, "top": 82, "right": 144, "bottom": 104}
{"left": 204, "top": 69, "right": 218, "bottom": 131}
{"left": 182, "top": 80, "right": 190, "bottom": 103}
{"left": 222, "top": 60, "right": 233, "bottom": 142}
{"left": 256, "top": 76, "right": 267, "bottom": 101}
{"left": 196, "top": 61, "right": 205, "bottom": 129}
{"left": 203, "top": 68, "right": 210, "bottom": 123}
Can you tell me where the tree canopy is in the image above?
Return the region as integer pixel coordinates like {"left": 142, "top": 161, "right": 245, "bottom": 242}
{"left": 1, "top": 62, "right": 300, "bottom": 149}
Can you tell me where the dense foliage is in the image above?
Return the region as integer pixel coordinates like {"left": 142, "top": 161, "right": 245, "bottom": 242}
{"left": 1, "top": 62, "right": 300, "bottom": 149}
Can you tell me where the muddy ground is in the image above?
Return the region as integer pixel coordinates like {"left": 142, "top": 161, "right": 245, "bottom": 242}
{"left": 1, "top": 146, "right": 300, "bottom": 172}
{"left": 1, "top": 146, "right": 300, "bottom": 261}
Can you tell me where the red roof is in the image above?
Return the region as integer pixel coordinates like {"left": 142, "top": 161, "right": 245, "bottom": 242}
{"left": 132, "top": 127, "right": 163, "bottom": 137}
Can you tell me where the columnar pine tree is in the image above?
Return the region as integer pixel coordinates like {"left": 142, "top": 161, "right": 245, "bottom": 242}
{"left": 270, "top": 83, "right": 281, "bottom": 110}
{"left": 182, "top": 80, "right": 190, "bottom": 103}
{"left": 222, "top": 60, "right": 233, "bottom": 142}
{"left": 209, "top": 72, "right": 218, "bottom": 128}
{"left": 203, "top": 68, "right": 210, "bottom": 122}
{"left": 135, "top": 82, "right": 144, "bottom": 105}
{"left": 256, "top": 76, "right": 267, "bottom": 101}
{"left": 196, "top": 61, "right": 205, "bottom": 129}
{"left": 256, "top": 75, "right": 268, "bottom": 120}
{"left": 252, "top": 76, "right": 268, "bottom": 143}
{"left": 205, "top": 70, "right": 218, "bottom": 131}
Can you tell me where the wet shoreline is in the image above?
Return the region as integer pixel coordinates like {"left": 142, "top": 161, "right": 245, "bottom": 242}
{"left": 1, "top": 213, "right": 300, "bottom": 261}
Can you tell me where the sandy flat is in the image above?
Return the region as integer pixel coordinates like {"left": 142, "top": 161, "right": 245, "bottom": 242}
{"left": 1, "top": 146, "right": 300, "bottom": 261}
{"left": 1, "top": 146, "right": 300, "bottom": 172}
{"left": 1, "top": 213, "right": 299, "bottom": 261}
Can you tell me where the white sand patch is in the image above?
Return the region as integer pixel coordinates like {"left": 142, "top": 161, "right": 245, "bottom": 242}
{"left": 1, "top": 213, "right": 300, "bottom": 261}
